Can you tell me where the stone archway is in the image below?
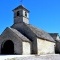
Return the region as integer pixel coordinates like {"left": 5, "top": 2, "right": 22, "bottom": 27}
{"left": 1, "top": 40, "right": 14, "bottom": 54}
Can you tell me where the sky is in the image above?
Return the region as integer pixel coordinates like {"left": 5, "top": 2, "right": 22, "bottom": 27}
{"left": 0, "top": 0, "right": 60, "bottom": 34}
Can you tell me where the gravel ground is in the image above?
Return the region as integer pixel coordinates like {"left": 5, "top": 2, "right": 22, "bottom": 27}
{"left": 0, "top": 54, "right": 60, "bottom": 60}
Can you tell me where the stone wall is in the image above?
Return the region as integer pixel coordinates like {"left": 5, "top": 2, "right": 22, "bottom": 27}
{"left": 0, "top": 28, "right": 22, "bottom": 54}
{"left": 22, "top": 42, "right": 31, "bottom": 55}
{"left": 37, "top": 38, "right": 55, "bottom": 55}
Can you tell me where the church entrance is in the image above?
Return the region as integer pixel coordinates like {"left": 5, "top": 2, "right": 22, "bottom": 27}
{"left": 1, "top": 40, "right": 14, "bottom": 55}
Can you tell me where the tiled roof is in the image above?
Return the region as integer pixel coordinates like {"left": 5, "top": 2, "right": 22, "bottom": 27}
{"left": 10, "top": 27, "right": 31, "bottom": 42}
{"left": 27, "top": 24, "right": 55, "bottom": 42}
{"left": 13, "top": 5, "right": 29, "bottom": 12}
{"left": 11, "top": 23, "right": 55, "bottom": 42}
{"left": 49, "top": 33, "right": 58, "bottom": 40}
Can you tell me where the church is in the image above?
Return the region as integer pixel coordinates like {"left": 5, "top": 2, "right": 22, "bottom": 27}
{"left": 0, "top": 5, "right": 55, "bottom": 55}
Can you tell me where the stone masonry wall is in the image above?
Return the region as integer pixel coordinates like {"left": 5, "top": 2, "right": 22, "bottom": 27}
{"left": 37, "top": 38, "right": 55, "bottom": 55}
{"left": 22, "top": 42, "right": 31, "bottom": 55}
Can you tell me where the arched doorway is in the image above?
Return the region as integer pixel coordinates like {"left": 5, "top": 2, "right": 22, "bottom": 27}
{"left": 1, "top": 40, "right": 14, "bottom": 54}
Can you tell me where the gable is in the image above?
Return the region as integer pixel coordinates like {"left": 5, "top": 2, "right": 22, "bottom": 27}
{"left": 0, "top": 27, "right": 21, "bottom": 41}
{"left": 0, "top": 27, "right": 31, "bottom": 42}
{"left": 10, "top": 28, "right": 31, "bottom": 42}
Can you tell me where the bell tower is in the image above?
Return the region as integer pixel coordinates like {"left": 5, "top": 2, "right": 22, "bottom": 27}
{"left": 13, "top": 5, "right": 29, "bottom": 24}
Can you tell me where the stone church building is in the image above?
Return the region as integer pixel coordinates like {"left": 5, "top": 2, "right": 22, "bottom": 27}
{"left": 49, "top": 33, "right": 60, "bottom": 54}
{"left": 0, "top": 5, "right": 55, "bottom": 55}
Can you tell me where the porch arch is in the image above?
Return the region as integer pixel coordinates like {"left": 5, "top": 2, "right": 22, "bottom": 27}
{"left": 1, "top": 40, "right": 14, "bottom": 54}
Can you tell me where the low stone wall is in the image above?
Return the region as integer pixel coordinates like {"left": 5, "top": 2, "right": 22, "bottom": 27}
{"left": 0, "top": 54, "right": 60, "bottom": 60}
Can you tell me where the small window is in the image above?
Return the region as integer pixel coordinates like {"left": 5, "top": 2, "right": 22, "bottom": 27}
{"left": 17, "top": 11, "right": 19, "bottom": 16}
{"left": 25, "top": 12, "right": 27, "bottom": 17}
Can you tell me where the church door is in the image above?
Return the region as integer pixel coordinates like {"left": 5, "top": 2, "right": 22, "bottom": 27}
{"left": 1, "top": 40, "right": 14, "bottom": 54}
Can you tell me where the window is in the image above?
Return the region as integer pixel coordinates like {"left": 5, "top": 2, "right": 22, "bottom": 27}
{"left": 25, "top": 12, "right": 27, "bottom": 17}
{"left": 17, "top": 11, "right": 19, "bottom": 16}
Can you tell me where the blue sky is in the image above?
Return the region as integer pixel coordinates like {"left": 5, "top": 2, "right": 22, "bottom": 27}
{"left": 0, "top": 0, "right": 60, "bottom": 34}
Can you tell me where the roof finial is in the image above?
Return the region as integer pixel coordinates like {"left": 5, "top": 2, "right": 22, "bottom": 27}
{"left": 20, "top": 0, "right": 23, "bottom": 5}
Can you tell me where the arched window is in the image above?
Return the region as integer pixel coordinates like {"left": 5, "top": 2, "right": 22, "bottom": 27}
{"left": 25, "top": 12, "right": 27, "bottom": 17}
{"left": 17, "top": 11, "right": 20, "bottom": 16}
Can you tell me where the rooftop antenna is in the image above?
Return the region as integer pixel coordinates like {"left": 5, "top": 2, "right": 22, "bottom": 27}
{"left": 20, "top": 0, "right": 23, "bottom": 5}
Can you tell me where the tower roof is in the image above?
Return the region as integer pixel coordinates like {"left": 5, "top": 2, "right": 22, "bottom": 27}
{"left": 13, "top": 5, "right": 30, "bottom": 12}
